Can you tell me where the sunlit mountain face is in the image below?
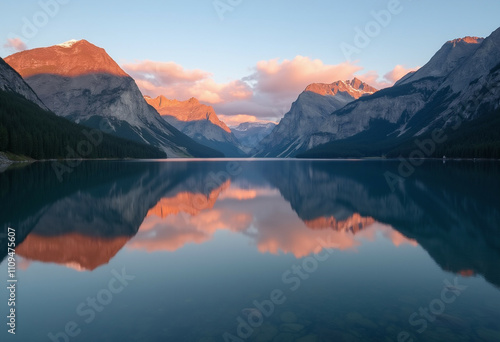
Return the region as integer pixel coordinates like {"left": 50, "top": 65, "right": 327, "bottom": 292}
{"left": 1, "top": 160, "right": 499, "bottom": 341}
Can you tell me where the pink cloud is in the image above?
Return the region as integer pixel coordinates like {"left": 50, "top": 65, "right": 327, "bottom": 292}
{"left": 218, "top": 114, "right": 277, "bottom": 127}
{"left": 235, "top": 57, "right": 418, "bottom": 120}
{"left": 122, "top": 60, "right": 252, "bottom": 104}
{"left": 3, "top": 38, "right": 27, "bottom": 52}
{"left": 247, "top": 56, "right": 362, "bottom": 97}
{"left": 129, "top": 209, "right": 252, "bottom": 252}
{"left": 353, "top": 65, "right": 419, "bottom": 89}
{"left": 384, "top": 65, "right": 420, "bottom": 83}
{"left": 123, "top": 57, "right": 419, "bottom": 123}
{"left": 126, "top": 183, "right": 418, "bottom": 256}
{"left": 124, "top": 60, "right": 209, "bottom": 84}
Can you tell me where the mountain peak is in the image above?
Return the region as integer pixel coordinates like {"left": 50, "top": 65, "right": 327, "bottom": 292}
{"left": 145, "top": 95, "right": 231, "bottom": 133}
{"left": 5, "top": 39, "right": 128, "bottom": 78}
{"left": 305, "top": 78, "right": 377, "bottom": 99}
{"left": 447, "top": 36, "right": 484, "bottom": 46}
{"left": 56, "top": 39, "right": 80, "bottom": 48}
{"left": 397, "top": 35, "right": 486, "bottom": 86}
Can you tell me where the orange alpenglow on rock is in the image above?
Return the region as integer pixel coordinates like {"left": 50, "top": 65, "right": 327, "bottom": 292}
{"left": 448, "top": 36, "right": 484, "bottom": 46}
{"left": 458, "top": 269, "right": 475, "bottom": 277}
{"left": 16, "top": 233, "right": 131, "bottom": 271}
{"left": 5, "top": 39, "right": 128, "bottom": 78}
{"left": 145, "top": 95, "right": 231, "bottom": 133}
{"left": 304, "top": 213, "right": 375, "bottom": 233}
{"left": 145, "top": 180, "right": 231, "bottom": 218}
{"left": 305, "top": 78, "right": 377, "bottom": 99}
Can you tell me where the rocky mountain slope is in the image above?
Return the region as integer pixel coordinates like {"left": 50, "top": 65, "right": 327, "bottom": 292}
{"left": 0, "top": 57, "right": 165, "bottom": 161}
{"left": 5, "top": 40, "right": 222, "bottom": 158}
{"left": 145, "top": 95, "right": 245, "bottom": 156}
{"left": 300, "top": 28, "right": 500, "bottom": 158}
{"left": 0, "top": 58, "right": 47, "bottom": 109}
{"left": 231, "top": 122, "right": 276, "bottom": 151}
{"left": 253, "top": 78, "right": 377, "bottom": 157}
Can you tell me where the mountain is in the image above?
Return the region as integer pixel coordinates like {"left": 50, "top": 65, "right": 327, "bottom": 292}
{"left": 4, "top": 40, "right": 222, "bottom": 158}
{"left": 0, "top": 160, "right": 237, "bottom": 267}
{"left": 253, "top": 78, "right": 377, "bottom": 157}
{"left": 145, "top": 95, "right": 245, "bottom": 156}
{"left": 145, "top": 96, "right": 230, "bottom": 131}
{"left": 231, "top": 122, "right": 276, "bottom": 151}
{"left": 0, "top": 57, "right": 166, "bottom": 161}
{"left": 396, "top": 37, "right": 485, "bottom": 86}
{"left": 299, "top": 29, "right": 500, "bottom": 159}
{"left": 0, "top": 58, "right": 47, "bottom": 109}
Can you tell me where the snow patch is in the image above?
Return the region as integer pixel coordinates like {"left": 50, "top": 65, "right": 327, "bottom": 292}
{"left": 57, "top": 40, "right": 79, "bottom": 48}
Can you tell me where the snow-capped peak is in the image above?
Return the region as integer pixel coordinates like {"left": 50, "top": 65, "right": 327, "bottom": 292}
{"left": 57, "top": 39, "right": 79, "bottom": 48}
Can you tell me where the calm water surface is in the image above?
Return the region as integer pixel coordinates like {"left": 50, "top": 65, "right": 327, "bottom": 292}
{"left": 1, "top": 160, "right": 499, "bottom": 342}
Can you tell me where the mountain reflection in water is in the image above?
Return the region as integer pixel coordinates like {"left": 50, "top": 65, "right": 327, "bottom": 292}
{"left": 1, "top": 160, "right": 499, "bottom": 288}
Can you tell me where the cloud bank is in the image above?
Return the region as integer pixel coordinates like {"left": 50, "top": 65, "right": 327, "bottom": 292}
{"left": 122, "top": 57, "right": 419, "bottom": 125}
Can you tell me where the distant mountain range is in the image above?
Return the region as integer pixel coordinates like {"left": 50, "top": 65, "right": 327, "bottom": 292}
{"left": 253, "top": 78, "right": 377, "bottom": 157}
{"left": 1, "top": 27, "right": 499, "bottom": 160}
{"left": 231, "top": 122, "right": 276, "bottom": 152}
{"left": 145, "top": 95, "right": 245, "bottom": 156}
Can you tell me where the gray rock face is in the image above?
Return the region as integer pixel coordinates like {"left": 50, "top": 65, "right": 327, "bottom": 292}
{"left": 25, "top": 72, "right": 194, "bottom": 157}
{"left": 260, "top": 27, "right": 500, "bottom": 158}
{"left": 254, "top": 78, "right": 377, "bottom": 157}
{"left": 231, "top": 122, "right": 276, "bottom": 151}
{"left": 322, "top": 28, "right": 500, "bottom": 143}
{"left": 396, "top": 37, "right": 485, "bottom": 86}
{"left": 4, "top": 40, "right": 220, "bottom": 158}
{"left": 145, "top": 96, "right": 245, "bottom": 156}
{"left": 164, "top": 116, "right": 245, "bottom": 156}
{"left": 0, "top": 58, "right": 47, "bottom": 110}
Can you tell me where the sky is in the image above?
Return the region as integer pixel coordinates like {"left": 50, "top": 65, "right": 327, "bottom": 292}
{"left": 1, "top": 0, "right": 500, "bottom": 125}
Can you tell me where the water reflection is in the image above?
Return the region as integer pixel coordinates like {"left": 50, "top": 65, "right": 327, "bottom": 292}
{"left": 1, "top": 160, "right": 499, "bottom": 289}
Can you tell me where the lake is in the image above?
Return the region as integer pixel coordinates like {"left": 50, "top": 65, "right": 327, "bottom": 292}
{"left": 1, "top": 159, "right": 500, "bottom": 342}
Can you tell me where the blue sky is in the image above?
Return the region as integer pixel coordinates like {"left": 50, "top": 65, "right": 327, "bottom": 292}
{"left": 1, "top": 0, "right": 499, "bottom": 123}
